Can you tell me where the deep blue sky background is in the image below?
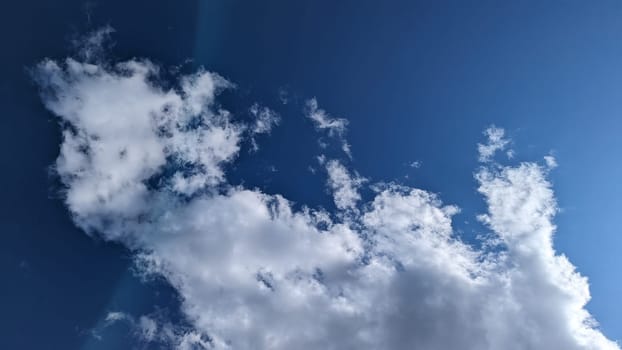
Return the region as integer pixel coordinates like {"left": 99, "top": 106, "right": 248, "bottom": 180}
{"left": 1, "top": 1, "right": 621, "bottom": 348}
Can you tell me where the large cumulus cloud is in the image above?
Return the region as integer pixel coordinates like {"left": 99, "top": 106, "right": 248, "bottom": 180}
{"left": 34, "top": 29, "right": 617, "bottom": 350}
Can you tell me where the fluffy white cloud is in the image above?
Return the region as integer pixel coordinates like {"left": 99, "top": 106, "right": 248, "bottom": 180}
{"left": 34, "top": 29, "right": 242, "bottom": 233}
{"left": 34, "top": 30, "right": 618, "bottom": 350}
{"left": 476, "top": 164, "right": 615, "bottom": 349}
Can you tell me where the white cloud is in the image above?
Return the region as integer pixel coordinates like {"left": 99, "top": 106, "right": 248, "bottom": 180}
{"left": 71, "top": 26, "right": 115, "bottom": 62}
{"left": 305, "top": 98, "right": 348, "bottom": 136}
{"left": 97, "top": 311, "right": 209, "bottom": 348}
{"left": 34, "top": 44, "right": 242, "bottom": 224}
{"left": 478, "top": 125, "right": 510, "bottom": 162}
{"left": 248, "top": 103, "right": 279, "bottom": 152}
{"left": 249, "top": 103, "right": 279, "bottom": 135}
{"left": 342, "top": 141, "right": 353, "bottom": 159}
{"left": 409, "top": 160, "right": 422, "bottom": 168}
{"left": 475, "top": 163, "right": 616, "bottom": 349}
{"left": 137, "top": 315, "right": 158, "bottom": 342}
{"left": 545, "top": 155, "right": 558, "bottom": 169}
{"left": 305, "top": 98, "right": 352, "bottom": 157}
{"left": 34, "top": 29, "right": 618, "bottom": 350}
{"left": 325, "top": 159, "right": 366, "bottom": 210}
{"left": 104, "top": 311, "right": 130, "bottom": 323}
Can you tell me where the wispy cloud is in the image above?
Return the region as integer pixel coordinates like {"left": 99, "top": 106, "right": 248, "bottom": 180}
{"left": 248, "top": 103, "right": 280, "bottom": 152}
{"left": 94, "top": 311, "right": 209, "bottom": 348}
{"left": 478, "top": 125, "right": 510, "bottom": 162}
{"left": 304, "top": 98, "right": 352, "bottom": 158}
{"left": 544, "top": 154, "right": 558, "bottom": 169}
{"left": 304, "top": 98, "right": 348, "bottom": 136}
{"left": 325, "top": 159, "right": 366, "bottom": 211}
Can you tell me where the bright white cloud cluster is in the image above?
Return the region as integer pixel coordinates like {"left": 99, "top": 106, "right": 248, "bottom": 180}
{"left": 34, "top": 30, "right": 618, "bottom": 350}
{"left": 34, "top": 31, "right": 242, "bottom": 234}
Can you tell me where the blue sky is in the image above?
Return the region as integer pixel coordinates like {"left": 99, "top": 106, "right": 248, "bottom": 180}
{"left": 1, "top": 1, "right": 621, "bottom": 349}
